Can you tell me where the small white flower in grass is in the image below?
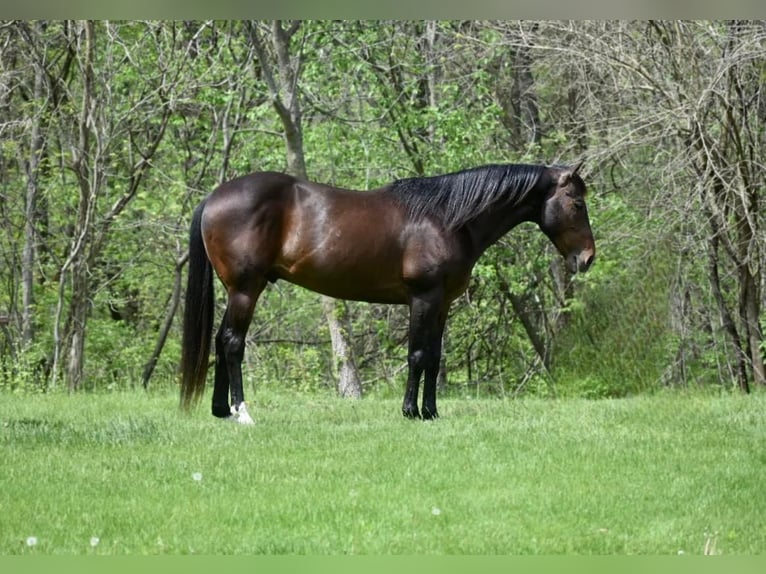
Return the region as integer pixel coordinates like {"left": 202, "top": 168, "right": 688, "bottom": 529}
{"left": 192, "top": 472, "right": 202, "bottom": 482}
{"left": 677, "top": 550, "right": 685, "bottom": 555}
{"left": 90, "top": 536, "right": 100, "bottom": 547}
{"left": 26, "top": 536, "right": 38, "bottom": 547}
{"left": 431, "top": 507, "right": 442, "bottom": 516}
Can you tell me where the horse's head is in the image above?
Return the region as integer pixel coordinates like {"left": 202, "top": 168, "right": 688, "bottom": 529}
{"left": 538, "top": 161, "right": 595, "bottom": 274}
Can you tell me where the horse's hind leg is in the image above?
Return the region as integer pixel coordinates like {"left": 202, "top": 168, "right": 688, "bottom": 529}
{"left": 218, "top": 281, "right": 265, "bottom": 424}
{"left": 211, "top": 311, "right": 232, "bottom": 418}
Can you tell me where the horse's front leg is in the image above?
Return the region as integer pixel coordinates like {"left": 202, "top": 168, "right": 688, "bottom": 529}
{"left": 402, "top": 350, "right": 423, "bottom": 419}
{"left": 420, "top": 312, "right": 447, "bottom": 420}
{"left": 403, "top": 292, "right": 444, "bottom": 420}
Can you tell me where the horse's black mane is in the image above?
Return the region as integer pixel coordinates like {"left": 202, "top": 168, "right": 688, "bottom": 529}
{"left": 388, "top": 163, "right": 547, "bottom": 230}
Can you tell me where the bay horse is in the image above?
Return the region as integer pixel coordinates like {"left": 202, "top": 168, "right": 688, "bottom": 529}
{"left": 180, "top": 162, "right": 595, "bottom": 423}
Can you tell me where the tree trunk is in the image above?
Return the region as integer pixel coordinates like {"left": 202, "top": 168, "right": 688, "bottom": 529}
{"left": 322, "top": 297, "right": 362, "bottom": 398}
{"left": 706, "top": 218, "right": 749, "bottom": 392}
{"left": 142, "top": 251, "right": 187, "bottom": 388}
{"left": 495, "top": 25, "right": 542, "bottom": 150}
{"left": 21, "top": 53, "right": 45, "bottom": 347}
{"left": 65, "top": 259, "right": 89, "bottom": 391}
{"left": 513, "top": 26, "right": 541, "bottom": 147}
{"left": 52, "top": 20, "right": 96, "bottom": 390}
{"left": 738, "top": 265, "right": 764, "bottom": 388}
{"left": 549, "top": 250, "right": 575, "bottom": 332}
{"left": 504, "top": 284, "right": 551, "bottom": 373}
{"left": 726, "top": 21, "right": 764, "bottom": 388}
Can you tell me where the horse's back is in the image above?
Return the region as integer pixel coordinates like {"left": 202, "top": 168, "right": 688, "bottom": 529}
{"left": 199, "top": 172, "right": 411, "bottom": 302}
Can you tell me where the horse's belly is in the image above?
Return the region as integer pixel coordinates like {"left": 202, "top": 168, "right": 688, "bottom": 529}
{"left": 274, "top": 256, "right": 409, "bottom": 304}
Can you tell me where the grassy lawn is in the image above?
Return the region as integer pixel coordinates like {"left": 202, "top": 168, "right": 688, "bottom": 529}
{"left": 1, "top": 387, "right": 764, "bottom": 554}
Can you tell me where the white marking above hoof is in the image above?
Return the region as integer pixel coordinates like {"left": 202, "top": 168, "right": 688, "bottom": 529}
{"left": 229, "top": 402, "right": 254, "bottom": 425}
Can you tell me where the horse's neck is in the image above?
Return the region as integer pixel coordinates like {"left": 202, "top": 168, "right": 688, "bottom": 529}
{"left": 463, "top": 202, "right": 538, "bottom": 259}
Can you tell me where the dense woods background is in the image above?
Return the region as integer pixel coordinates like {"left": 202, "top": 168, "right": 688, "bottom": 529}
{"left": 1, "top": 20, "right": 764, "bottom": 399}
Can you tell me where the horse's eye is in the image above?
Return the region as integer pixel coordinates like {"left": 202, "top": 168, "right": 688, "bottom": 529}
{"left": 574, "top": 199, "right": 585, "bottom": 210}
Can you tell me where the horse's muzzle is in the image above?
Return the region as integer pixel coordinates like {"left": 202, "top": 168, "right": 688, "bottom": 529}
{"left": 568, "top": 249, "right": 595, "bottom": 274}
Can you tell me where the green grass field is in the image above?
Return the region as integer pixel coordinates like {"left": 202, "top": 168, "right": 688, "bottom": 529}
{"left": 1, "top": 387, "right": 764, "bottom": 555}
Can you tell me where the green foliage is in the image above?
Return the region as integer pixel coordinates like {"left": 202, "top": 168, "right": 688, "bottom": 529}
{"left": 0, "top": 346, "right": 49, "bottom": 394}
{"left": 552, "top": 191, "right": 676, "bottom": 397}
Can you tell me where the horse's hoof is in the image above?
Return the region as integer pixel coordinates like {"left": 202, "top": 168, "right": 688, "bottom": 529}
{"left": 421, "top": 409, "right": 439, "bottom": 421}
{"left": 402, "top": 406, "right": 421, "bottom": 419}
{"left": 212, "top": 405, "right": 232, "bottom": 419}
{"left": 228, "top": 402, "right": 255, "bottom": 425}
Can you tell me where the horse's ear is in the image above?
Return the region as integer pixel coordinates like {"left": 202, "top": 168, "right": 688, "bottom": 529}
{"left": 558, "top": 160, "right": 584, "bottom": 187}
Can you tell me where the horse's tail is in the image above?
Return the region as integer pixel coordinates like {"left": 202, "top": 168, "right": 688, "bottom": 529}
{"left": 180, "top": 199, "right": 214, "bottom": 411}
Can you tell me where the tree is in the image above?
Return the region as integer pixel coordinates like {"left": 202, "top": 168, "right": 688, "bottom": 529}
{"left": 19, "top": 24, "right": 46, "bottom": 348}
{"left": 1, "top": 21, "right": 71, "bottom": 360}
{"left": 522, "top": 20, "right": 765, "bottom": 391}
{"left": 40, "top": 21, "right": 178, "bottom": 389}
